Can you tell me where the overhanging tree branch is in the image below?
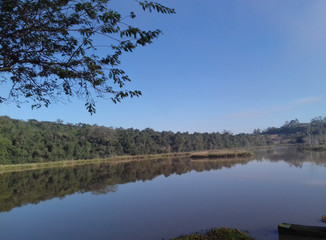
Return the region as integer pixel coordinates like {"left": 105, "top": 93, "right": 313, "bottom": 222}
{"left": 0, "top": 0, "right": 175, "bottom": 114}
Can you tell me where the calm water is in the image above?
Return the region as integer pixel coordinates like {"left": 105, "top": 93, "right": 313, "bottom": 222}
{"left": 1, "top": 147, "right": 326, "bottom": 240}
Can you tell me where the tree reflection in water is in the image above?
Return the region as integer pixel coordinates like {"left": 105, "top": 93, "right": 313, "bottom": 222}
{"left": 0, "top": 156, "right": 251, "bottom": 212}
{"left": 1, "top": 147, "right": 326, "bottom": 213}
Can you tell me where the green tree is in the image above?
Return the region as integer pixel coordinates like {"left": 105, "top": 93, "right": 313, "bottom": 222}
{"left": 0, "top": 137, "right": 12, "bottom": 164}
{"left": 0, "top": 0, "right": 175, "bottom": 113}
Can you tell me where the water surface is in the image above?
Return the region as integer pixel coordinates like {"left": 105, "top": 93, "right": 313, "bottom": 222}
{"left": 1, "top": 147, "right": 326, "bottom": 240}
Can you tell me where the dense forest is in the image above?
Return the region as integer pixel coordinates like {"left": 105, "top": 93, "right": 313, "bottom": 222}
{"left": 1, "top": 116, "right": 326, "bottom": 164}
{"left": 0, "top": 116, "right": 271, "bottom": 164}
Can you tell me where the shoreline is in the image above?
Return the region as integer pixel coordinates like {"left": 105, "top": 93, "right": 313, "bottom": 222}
{"left": 0, "top": 149, "right": 253, "bottom": 173}
{"left": 170, "top": 227, "right": 254, "bottom": 240}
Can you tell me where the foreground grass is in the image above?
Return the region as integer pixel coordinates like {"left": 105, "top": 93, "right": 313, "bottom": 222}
{"left": 170, "top": 228, "right": 254, "bottom": 240}
{"left": 0, "top": 149, "right": 253, "bottom": 173}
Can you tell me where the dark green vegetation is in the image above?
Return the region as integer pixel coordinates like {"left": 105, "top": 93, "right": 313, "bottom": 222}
{"left": 0, "top": 157, "right": 252, "bottom": 212}
{"left": 0, "top": 0, "right": 174, "bottom": 113}
{"left": 0, "top": 116, "right": 269, "bottom": 164}
{"left": 1, "top": 116, "right": 326, "bottom": 165}
{"left": 170, "top": 228, "right": 253, "bottom": 240}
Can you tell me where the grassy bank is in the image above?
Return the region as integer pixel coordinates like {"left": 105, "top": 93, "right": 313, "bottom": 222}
{"left": 190, "top": 150, "right": 253, "bottom": 159}
{"left": 170, "top": 228, "right": 254, "bottom": 240}
{"left": 0, "top": 152, "right": 188, "bottom": 173}
{"left": 0, "top": 149, "right": 253, "bottom": 173}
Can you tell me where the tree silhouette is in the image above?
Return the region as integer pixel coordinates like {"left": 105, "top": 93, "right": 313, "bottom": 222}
{"left": 0, "top": 0, "right": 175, "bottom": 113}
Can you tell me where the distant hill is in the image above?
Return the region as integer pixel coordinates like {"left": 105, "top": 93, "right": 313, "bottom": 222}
{"left": 261, "top": 117, "right": 326, "bottom": 146}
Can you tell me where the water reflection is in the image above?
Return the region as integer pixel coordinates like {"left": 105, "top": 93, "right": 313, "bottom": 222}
{"left": 279, "top": 233, "right": 323, "bottom": 240}
{"left": 0, "top": 156, "right": 251, "bottom": 212}
{"left": 255, "top": 147, "right": 326, "bottom": 167}
{"left": 2, "top": 147, "right": 326, "bottom": 214}
{"left": 1, "top": 147, "right": 326, "bottom": 240}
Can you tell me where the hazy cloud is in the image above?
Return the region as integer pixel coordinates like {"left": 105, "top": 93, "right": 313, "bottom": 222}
{"left": 218, "top": 108, "right": 277, "bottom": 120}
{"left": 292, "top": 97, "right": 323, "bottom": 106}
{"left": 250, "top": 0, "right": 326, "bottom": 52}
{"left": 286, "top": 1, "right": 326, "bottom": 51}
{"left": 218, "top": 96, "right": 322, "bottom": 120}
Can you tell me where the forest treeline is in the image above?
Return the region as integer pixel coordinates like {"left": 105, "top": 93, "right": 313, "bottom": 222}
{"left": 1, "top": 116, "right": 326, "bottom": 164}
{"left": 0, "top": 116, "right": 270, "bottom": 164}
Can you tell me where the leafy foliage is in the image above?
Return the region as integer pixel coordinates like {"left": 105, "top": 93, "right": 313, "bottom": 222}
{"left": 0, "top": 0, "right": 175, "bottom": 113}
{"left": 0, "top": 116, "right": 272, "bottom": 164}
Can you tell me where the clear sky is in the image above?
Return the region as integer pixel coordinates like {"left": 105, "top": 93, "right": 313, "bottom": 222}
{"left": 1, "top": 0, "right": 326, "bottom": 133}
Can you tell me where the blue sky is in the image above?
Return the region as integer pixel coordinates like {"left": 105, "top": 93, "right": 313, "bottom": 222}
{"left": 1, "top": 0, "right": 326, "bottom": 133}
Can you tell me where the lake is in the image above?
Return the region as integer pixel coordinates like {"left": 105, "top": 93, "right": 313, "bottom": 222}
{"left": 1, "top": 147, "right": 326, "bottom": 240}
